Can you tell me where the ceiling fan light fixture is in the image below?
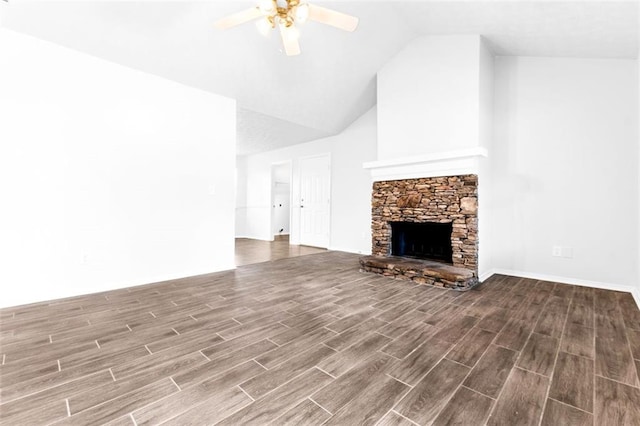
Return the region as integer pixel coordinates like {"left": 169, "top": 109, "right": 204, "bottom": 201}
{"left": 295, "top": 3, "right": 310, "bottom": 24}
{"left": 259, "top": 0, "right": 275, "bottom": 15}
{"left": 256, "top": 17, "right": 273, "bottom": 37}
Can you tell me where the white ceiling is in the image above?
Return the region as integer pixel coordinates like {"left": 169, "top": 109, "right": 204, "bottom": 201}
{"left": 1, "top": 1, "right": 638, "bottom": 155}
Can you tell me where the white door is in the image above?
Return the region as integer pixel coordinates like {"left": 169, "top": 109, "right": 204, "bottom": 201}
{"left": 299, "top": 154, "right": 330, "bottom": 248}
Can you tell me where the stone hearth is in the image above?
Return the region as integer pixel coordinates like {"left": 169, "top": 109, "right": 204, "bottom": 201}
{"left": 361, "top": 174, "right": 478, "bottom": 289}
{"left": 359, "top": 256, "right": 477, "bottom": 289}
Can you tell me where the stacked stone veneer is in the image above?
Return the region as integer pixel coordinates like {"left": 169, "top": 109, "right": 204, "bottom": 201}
{"left": 365, "top": 174, "right": 479, "bottom": 287}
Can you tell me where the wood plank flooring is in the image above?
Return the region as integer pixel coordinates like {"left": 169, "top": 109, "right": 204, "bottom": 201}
{"left": 1, "top": 251, "right": 640, "bottom": 425}
{"left": 235, "top": 236, "right": 326, "bottom": 266}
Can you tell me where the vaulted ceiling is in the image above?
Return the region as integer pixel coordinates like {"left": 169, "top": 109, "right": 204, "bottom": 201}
{"left": 1, "top": 1, "right": 637, "bottom": 155}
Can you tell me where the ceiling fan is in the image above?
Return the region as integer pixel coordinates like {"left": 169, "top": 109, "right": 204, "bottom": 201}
{"left": 214, "top": 0, "right": 359, "bottom": 56}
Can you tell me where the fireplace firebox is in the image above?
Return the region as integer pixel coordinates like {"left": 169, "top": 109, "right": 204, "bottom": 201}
{"left": 390, "top": 221, "right": 453, "bottom": 264}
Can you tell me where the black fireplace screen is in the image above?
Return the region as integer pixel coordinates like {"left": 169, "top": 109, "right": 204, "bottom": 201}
{"left": 390, "top": 221, "right": 453, "bottom": 263}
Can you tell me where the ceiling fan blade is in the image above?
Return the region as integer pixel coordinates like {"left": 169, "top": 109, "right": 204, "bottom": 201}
{"left": 308, "top": 4, "right": 358, "bottom": 32}
{"left": 278, "top": 22, "right": 301, "bottom": 56}
{"left": 214, "top": 7, "right": 263, "bottom": 30}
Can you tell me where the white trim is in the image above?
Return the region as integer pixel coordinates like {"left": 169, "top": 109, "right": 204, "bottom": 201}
{"left": 479, "top": 269, "right": 495, "bottom": 282}
{"left": 485, "top": 268, "right": 640, "bottom": 309}
{"left": 363, "top": 147, "right": 488, "bottom": 182}
{"left": 328, "top": 246, "right": 371, "bottom": 255}
{"left": 363, "top": 147, "right": 488, "bottom": 169}
{"left": 0, "top": 265, "right": 237, "bottom": 310}
{"left": 235, "top": 235, "right": 275, "bottom": 242}
{"left": 633, "top": 288, "right": 640, "bottom": 311}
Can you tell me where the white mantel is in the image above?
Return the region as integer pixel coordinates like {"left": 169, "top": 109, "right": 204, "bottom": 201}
{"left": 363, "top": 147, "right": 488, "bottom": 182}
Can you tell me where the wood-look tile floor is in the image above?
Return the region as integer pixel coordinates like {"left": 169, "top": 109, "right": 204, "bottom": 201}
{"left": 235, "top": 237, "right": 326, "bottom": 266}
{"left": 2, "top": 251, "right": 640, "bottom": 425}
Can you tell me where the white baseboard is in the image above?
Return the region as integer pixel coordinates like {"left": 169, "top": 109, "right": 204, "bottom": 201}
{"left": 633, "top": 288, "right": 640, "bottom": 311}
{"left": 235, "top": 235, "right": 273, "bottom": 242}
{"left": 479, "top": 270, "right": 495, "bottom": 282}
{"left": 483, "top": 268, "right": 640, "bottom": 310}
{"left": 0, "top": 263, "right": 238, "bottom": 310}
{"left": 327, "top": 246, "right": 371, "bottom": 255}
{"left": 114, "top": 264, "right": 238, "bottom": 288}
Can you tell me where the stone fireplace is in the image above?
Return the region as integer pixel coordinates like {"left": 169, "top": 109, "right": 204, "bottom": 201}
{"left": 360, "top": 174, "right": 479, "bottom": 289}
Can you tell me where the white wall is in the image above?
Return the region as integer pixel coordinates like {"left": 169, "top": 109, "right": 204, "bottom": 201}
{"left": 237, "top": 107, "right": 377, "bottom": 254}
{"left": 0, "top": 29, "right": 236, "bottom": 308}
{"left": 235, "top": 155, "right": 249, "bottom": 237}
{"left": 492, "top": 56, "right": 638, "bottom": 290}
{"left": 377, "top": 35, "right": 482, "bottom": 159}
{"left": 478, "top": 39, "right": 494, "bottom": 279}
{"left": 637, "top": 48, "right": 640, "bottom": 305}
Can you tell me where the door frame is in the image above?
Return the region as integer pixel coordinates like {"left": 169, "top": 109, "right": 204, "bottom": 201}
{"left": 270, "top": 160, "right": 292, "bottom": 241}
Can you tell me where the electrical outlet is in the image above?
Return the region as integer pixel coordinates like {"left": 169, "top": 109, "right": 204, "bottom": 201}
{"left": 552, "top": 246, "right": 574, "bottom": 258}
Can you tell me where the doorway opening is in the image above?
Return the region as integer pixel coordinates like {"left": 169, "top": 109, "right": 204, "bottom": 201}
{"left": 271, "top": 162, "right": 291, "bottom": 240}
